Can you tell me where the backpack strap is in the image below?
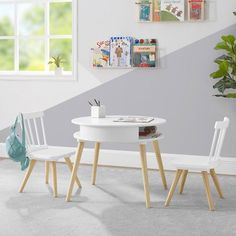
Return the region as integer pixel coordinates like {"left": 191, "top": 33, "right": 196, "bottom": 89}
{"left": 19, "top": 113, "right": 26, "bottom": 147}
{"left": 11, "top": 116, "right": 19, "bottom": 131}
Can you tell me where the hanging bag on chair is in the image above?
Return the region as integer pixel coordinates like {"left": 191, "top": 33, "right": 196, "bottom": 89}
{"left": 5, "top": 113, "right": 29, "bottom": 171}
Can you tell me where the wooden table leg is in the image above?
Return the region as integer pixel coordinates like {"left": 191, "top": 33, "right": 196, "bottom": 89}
{"left": 51, "top": 161, "right": 58, "bottom": 198}
{"left": 45, "top": 161, "right": 50, "bottom": 184}
{"left": 139, "top": 144, "right": 151, "bottom": 208}
{"left": 152, "top": 140, "right": 168, "bottom": 190}
{"left": 66, "top": 142, "right": 84, "bottom": 202}
{"left": 91, "top": 142, "right": 101, "bottom": 185}
{"left": 65, "top": 157, "right": 82, "bottom": 188}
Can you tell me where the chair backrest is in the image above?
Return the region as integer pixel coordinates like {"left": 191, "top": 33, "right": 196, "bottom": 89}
{"left": 21, "top": 111, "right": 48, "bottom": 152}
{"left": 209, "top": 117, "right": 230, "bottom": 162}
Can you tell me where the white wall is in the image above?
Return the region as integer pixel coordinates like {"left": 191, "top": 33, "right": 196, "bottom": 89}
{"left": 0, "top": 0, "right": 236, "bottom": 130}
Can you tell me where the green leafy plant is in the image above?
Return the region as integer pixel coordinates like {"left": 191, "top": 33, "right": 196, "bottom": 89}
{"left": 48, "top": 55, "right": 65, "bottom": 68}
{"left": 210, "top": 13, "right": 236, "bottom": 98}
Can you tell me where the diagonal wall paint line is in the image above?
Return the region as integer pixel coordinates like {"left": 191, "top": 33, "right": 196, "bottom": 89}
{"left": 40, "top": 24, "right": 236, "bottom": 157}
{"left": 1, "top": 24, "right": 236, "bottom": 158}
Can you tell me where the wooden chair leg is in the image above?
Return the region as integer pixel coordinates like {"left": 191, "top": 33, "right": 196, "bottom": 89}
{"left": 91, "top": 142, "right": 100, "bottom": 185}
{"left": 165, "top": 169, "right": 183, "bottom": 207}
{"left": 45, "top": 161, "right": 50, "bottom": 184}
{"left": 202, "top": 171, "right": 215, "bottom": 211}
{"left": 139, "top": 144, "right": 151, "bottom": 208}
{"left": 51, "top": 161, "right": 58, "bottom": 198}
{"left": 210, "top": 169, "right": 224, "bottom": 199}
{"left": 19, "top": 160, "right": 37, "bottom": 193}
{"left": 179, "top": 170, "right": 188, "bottom": 194}
{"left": 66, "top": 142, "right": 84, "bottom": 202}
{"left": 152, "top": 140, "right": 168, "bottom": 190}
{"left": 64, "top": 157, "right": 82, "bottom": 188}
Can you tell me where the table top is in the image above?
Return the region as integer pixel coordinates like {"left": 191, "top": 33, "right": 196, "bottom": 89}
{"left": 72, "top": 116, "right": 166, "bottom": 127}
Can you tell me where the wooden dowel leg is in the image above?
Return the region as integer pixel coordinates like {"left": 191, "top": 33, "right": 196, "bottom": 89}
{"left": 165, "top": 169, "right": 183, "bottom": 207}
{"left": 51, "top": 161, "right": 58, "bottom": 198}
{"left": 19, "top": 160, "right": 37, "bottom": 193}
{"left": 152, "top": 140, "right": 168, "bottom": 190}
{"left": 139, "top": 144, "right": 151, "bottom": 208}
{"left": 202, "top": 171, "right": 215, "bottom": 211}
{"left": 92, "top": 142, "right": 100, "bottom": 185}
{"left": 179, "top": 170, "right": 188, "bottom": 194}
{"left": 45, "top": 161, "right": 50, "bottom": 184}
{"left": 64, "top": 157, "right": 82, "bottom": 188}
{"left": 210, "top": 169, "right": 224, "bottom": 199}
{"left": 66, "top": 142, "right": 84, "bottom": 202}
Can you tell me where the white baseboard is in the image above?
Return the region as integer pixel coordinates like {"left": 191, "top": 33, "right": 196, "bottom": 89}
{"left": 1, "top": 143, "right": 235, "bottom": 175}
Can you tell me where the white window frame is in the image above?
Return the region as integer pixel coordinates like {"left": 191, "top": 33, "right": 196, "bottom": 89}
{"left": 0, "top": 0, "right": 78, "bottom": 81}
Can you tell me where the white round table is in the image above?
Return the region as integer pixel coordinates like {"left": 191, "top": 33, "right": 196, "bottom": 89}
{"left": 66, "top": 116, "right": 167, "bottom": 208}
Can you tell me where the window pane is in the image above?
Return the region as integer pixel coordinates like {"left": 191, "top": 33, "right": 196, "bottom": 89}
{"left": 50, "top": 2, "right": 72, "bottom": 35}
{"left": 0, "top": 40, "right": 14, "bottom": 70}
{"left": 0, "top": 4, "right": 14, "bottom": 36}
{"left": 50, "top": 39, "right": 72, "bottom": 71}
{"left": 18, "top": 3, "right": 44, "bottom": 35}
{"left": 19, "top": 39, "right": 44, "bottom": 71}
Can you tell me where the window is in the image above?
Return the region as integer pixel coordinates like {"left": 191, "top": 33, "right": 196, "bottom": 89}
{"left": 0, "top": 0, "right": 77, "bottom": 79}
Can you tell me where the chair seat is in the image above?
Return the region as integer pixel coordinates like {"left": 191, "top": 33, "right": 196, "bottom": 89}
{"left": 29, "top": 146, "right": 75, "bottom": 161}
{"left": 171, "top": 154, "right": 220, "bottom": 171}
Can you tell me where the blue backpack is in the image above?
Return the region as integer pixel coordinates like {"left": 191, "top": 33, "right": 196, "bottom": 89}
{"left": 6, "top": 114, "right": 29, "bottom": 171}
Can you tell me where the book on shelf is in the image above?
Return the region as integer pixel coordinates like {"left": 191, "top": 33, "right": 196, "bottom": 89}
{"left": 113, "top": 116, "right": 154, "bottom": 123}
{"left": 188, "top": 0, "right": 205, "bottom": 21}
{"left": 139, "top": 126, "right": 162, "bottom": 138}
{"left": 153, "top": 0, "right": 161, "bottom": 21}
{"left": 139, "top": 126, "right": 157, "bottom": 136}
{"left": 109, "top": 37, "right": 133, "bottom": 68}
{"left": 138, "top": 0, "right": 153, "bottom": 22}
{"left": 132, "top": 39, "right": 157, "bottom": 68}
{"left": 160, "top": 0, "right": 185, "bottom": 21}
{"left": 92, "top": 40, "right": 110, "bottom": 68}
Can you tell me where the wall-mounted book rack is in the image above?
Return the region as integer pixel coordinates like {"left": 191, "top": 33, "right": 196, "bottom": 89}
{"left": 91, "top": 37, "right": 159, "bottom": 69}
{"left": 136, "top": 0, "right": 217, "bottom": 23}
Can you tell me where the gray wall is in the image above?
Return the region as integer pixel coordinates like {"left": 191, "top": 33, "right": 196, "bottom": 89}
{"left": 1, "top": 25, "right": 236, "bottom": 157}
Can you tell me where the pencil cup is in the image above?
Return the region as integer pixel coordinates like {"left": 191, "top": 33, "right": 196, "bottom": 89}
{"left": 91, "top": 105, "right": 106, "bottom": 118}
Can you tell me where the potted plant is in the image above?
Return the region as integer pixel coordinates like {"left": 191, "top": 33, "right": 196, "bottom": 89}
{"left": 210, "top": 12, "right": 236, "bottom": 98}
{"left": 48, "top": 55, "right": 65, "bottom": 76}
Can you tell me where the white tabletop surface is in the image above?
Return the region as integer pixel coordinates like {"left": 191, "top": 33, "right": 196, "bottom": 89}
{"left": 72, "top": 116, "right": 166, "bottom": 127}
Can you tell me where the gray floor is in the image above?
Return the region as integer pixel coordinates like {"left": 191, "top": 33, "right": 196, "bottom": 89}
{"left": 0, "top": 158, "right": 236, "bottom": 236}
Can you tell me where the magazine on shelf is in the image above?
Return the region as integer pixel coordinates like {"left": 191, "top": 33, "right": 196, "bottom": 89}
{"left": 188, "top": 0, "right": 204, "bottom": 21}
{"left": 138, "top": 0, "right": 153, "bottom": 22}
{"left": 153, "top": 0, "right": 161, "bottom": 21}
{"left": 92, "top": 40, "right": 110, "bottom": 68}
{"left": 109, "top": 37, "right": 133, "bottom": 67}
{"left": 113, "top": 116, "right": 154, "bottom": 123}
{"left": 160, "top": 0, "right": 185, "bottom": 21}
{"left": 132, "top": 39, "right": 157, "bottom": 67}
{"left": 139, "top": 126, "right": 157, "bottom": 136}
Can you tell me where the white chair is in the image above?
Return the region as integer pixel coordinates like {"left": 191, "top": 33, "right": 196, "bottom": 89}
{"left": 165, "top": 117, "right": 230, "bottom": 211}
{"left": 19, "top": 111, "right": 81, "bottom": 197}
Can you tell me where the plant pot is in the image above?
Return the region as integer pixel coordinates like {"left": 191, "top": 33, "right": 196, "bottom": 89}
{"left": 55, "top": 67, "right": 63, "bottom": 76}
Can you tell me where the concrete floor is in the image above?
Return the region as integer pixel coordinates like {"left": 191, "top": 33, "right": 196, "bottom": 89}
{"left": 0, "top": 158, "right": 236, "bottom": 236}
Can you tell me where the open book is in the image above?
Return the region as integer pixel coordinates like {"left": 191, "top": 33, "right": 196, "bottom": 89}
{"left": 113, "top": 116, "right": 154, "bottom": 123}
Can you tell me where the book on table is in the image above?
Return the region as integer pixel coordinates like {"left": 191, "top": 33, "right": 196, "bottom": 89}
{"left": 113, "top": 116, "right": 154, "bottom": 123}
